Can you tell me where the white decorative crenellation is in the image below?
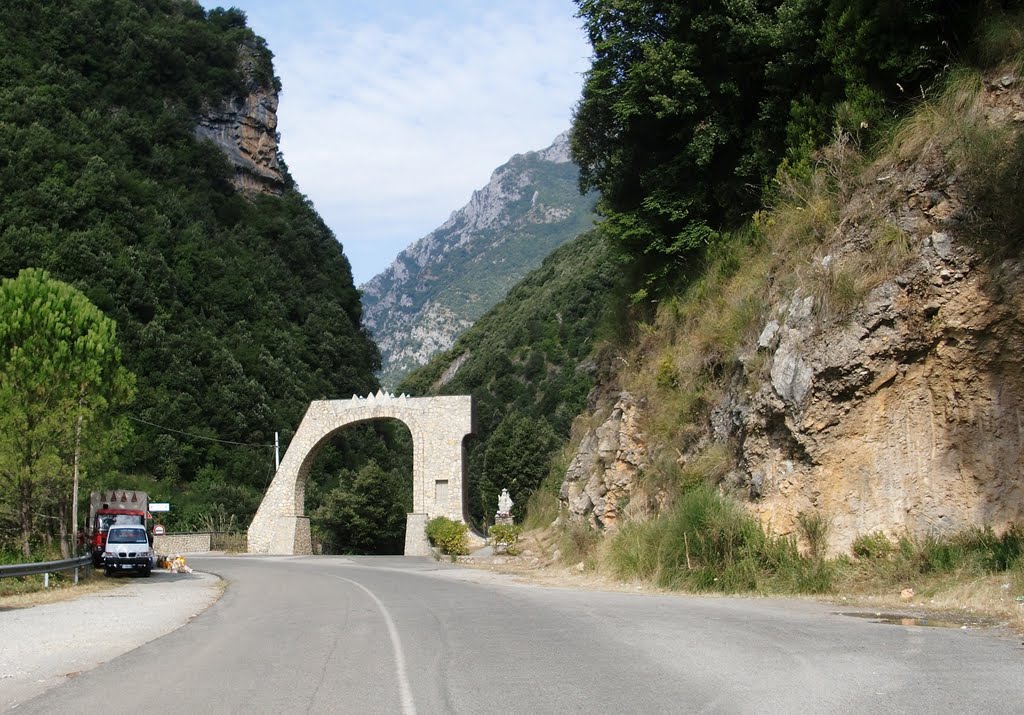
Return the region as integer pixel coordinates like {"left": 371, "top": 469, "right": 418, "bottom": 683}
{"left": 248, "top": 395, "right": 473, "bottom": 556}
{"left": 350, "top": 390, "right": 414, "bottom": 404}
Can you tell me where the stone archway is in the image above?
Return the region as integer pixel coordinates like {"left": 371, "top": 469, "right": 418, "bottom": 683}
{"left": 248, "top": 392, "right": 474, "bottom": 556}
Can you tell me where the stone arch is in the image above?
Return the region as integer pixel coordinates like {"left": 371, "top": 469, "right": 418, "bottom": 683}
{"left": 248, "top": 393, "right": 474, "bottom": 556}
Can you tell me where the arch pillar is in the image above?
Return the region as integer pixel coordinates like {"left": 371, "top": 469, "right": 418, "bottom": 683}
{"left": 248, "top": 393, "right": 473, "bottom": 556}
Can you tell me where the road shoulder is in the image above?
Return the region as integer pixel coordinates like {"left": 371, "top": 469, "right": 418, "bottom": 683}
{"left": 0, "top": 570, "right": 223, "bottom": 710}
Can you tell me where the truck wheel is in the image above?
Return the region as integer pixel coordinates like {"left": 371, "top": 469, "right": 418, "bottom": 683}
{"left": 142, "top": 566, "right": 152, "bottom": 577}
{"left": 104, "top": 567, "right": 114, "bottom": 577}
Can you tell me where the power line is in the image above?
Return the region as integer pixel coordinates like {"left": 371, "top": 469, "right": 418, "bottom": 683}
{"left": 126, "top": 415, "right": 274, "bottom": 448}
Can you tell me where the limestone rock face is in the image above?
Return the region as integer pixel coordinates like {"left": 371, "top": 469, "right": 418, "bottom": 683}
{"left": 361, "top": 131, "right": 597, "bottom": 388}
{"left": 736, "top": 242, "right": 1024, "bottom": 552}
{"left": 194, "top": 45, "right": 284, "bottom": 196}
{"left": 560, "top": 392, "right": 649, "bottom": 531}
{"left": 560, "top": 74, "right": 1024, "bottom": 554}
{"left": 719, "top": 77, "right": 1024, "bottom": 553}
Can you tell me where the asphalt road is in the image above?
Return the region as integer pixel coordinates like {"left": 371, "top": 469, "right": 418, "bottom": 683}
{"left": 13, "top": 555, "right": 1024, "bottom": 713}
{"left": 1, "top": 570, "right": 221, "bottom": 709}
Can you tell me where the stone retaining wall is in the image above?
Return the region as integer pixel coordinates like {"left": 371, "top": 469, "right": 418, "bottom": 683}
{"left": 154, "top": 532, "right": 212, "bottom": 554}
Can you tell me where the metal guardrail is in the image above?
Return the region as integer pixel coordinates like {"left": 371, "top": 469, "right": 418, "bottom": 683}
{"left": 0, "top": 554, "right": 92, "bottom": 581}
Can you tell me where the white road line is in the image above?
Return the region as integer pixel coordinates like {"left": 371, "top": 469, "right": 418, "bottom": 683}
{"left": 334, "top": 576, "right": 416, "bottom": 715}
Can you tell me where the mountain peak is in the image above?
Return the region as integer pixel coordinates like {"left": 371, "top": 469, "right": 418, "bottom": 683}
{"left": 535, "top": 130, "right": 572, "bottom": 163}
{"left": 361, "top": 132, "right": 596, "bottom": 387}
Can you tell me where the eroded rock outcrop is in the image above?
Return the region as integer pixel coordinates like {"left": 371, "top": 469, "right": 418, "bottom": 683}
{"left": 195, "top": 44, "right": 284, "bottom": 196}
{"left": 560, "top": 392, "right": 649, "bottom": 531}
{"left": 726, "top": 77, "right": 1024, "bottom": 552}
{"left": 559, "top": 74, "right": 1024, "bottom": 553}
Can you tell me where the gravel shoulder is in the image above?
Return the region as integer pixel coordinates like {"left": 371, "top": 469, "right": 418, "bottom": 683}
{"left": 0, "top": 570, "right": 222, "bottom": 710}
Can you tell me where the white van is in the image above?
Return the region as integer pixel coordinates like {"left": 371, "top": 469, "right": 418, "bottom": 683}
{"left": 103, "top": 524, "right": 154, "bottom": 577}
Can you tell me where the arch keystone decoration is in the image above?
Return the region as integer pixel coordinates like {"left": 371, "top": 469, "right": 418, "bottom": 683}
{"left": 248, "top": 393, "right": 474, "bottom": 556}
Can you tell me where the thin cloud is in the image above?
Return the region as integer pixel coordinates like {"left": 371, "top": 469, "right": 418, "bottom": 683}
{"left": 203, "top": 1, "right": 591, "bottom": 284}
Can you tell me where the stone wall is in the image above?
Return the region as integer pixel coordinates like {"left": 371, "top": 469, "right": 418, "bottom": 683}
{"left": 154, "top": 532, "right": 212, "bottom": 554}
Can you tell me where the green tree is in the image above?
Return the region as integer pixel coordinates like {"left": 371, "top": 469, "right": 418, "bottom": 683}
{"left": 480, "top": 413, "right": 560, "bottom": 523}
{"left": 570, "top": 0, "right": 982, "bottom": 285}
{"left": 0, "top": 268, "right": 134, "bottom": 557}
{"left": 0, "top": 2, "right": 382, "bottom": 530}
{"left": 312, "top": 460, "right": 410, "bottom": 554}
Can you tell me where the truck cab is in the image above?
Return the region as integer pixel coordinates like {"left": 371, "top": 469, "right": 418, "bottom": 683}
{"left": 90, "top": 509, "right": 147, "bottom": 566}
{"left": 103, "top": 524, "right": 154, "bottom": 577}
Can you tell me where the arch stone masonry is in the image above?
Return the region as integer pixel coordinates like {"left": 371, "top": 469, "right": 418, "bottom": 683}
{"left": 248, "top": 392, "right": 474, "bottom": 556}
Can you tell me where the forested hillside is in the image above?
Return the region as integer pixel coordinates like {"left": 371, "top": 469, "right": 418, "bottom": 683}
{"left": 0, "top": 0, "right": 387, "bottom": 553}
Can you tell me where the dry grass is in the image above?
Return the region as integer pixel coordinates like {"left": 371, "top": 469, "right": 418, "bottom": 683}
{"left": 892, "top": 69, "right": 986, "bottom": 162}
{"left": 0, "top": 571, "right": 123, "bottom": 610}
{"left": 522, "top": 490, "right": 561, "bottom": 532}
{"left": 832, "top": 571, "right": 1024, "bottom": 632}
{"left": 466, "top": 529, "right": 1024, "bottom": 632}
{"left": 210, "top": 532, "right": 247, "bottom": 552}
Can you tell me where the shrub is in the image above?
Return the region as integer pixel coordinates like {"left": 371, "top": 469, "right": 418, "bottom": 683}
{"left": 425, "top": 517, "right": 469, "bottom": 556}
{"left": 488, "top": 524, "right": 523, "bottom": 554}
{"left": 796, "top": 511, "right": 832, "bottom": 559}
{"left": 557, "top": 519, "right": 601, "bottom": 565}
{"left": 608, "top": 485, "right": 833, "bottom": 594}
{"left": 852, "top": 531, "right": 895, "bottom": 559}
{"left": 957, "top": 525, "right": 1023, "bottom": 571}
{"left": 849, "top": 526, "right": 1024, "bottom": 585}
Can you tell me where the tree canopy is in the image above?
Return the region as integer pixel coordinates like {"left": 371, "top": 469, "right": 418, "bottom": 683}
{"left": 570, "top": 0, "right": 989, "bottom": 282}
{"left": 0, "top": 269, "right": 134, "bottom": 557}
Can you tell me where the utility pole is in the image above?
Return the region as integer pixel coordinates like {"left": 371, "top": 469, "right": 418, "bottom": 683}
{"left": 71, "top": 400, "right": 83, "bottom": 560}
{"left": 274, "top": 431, "right": 280, "bottom": 472}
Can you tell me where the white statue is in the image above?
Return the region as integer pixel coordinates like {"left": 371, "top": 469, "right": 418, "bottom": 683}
{"left": 497, "top": 488, "right": 513, "bottom": 516}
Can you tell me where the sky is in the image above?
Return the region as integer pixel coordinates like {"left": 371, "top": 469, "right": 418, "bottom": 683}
{"left": 198, "top": 1, "right": 592, "bottom": 285}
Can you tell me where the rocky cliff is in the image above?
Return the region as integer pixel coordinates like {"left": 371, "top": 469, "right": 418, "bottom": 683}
{"left": 560, "top": 73, "right": 1024, "bottom": 554}
{"left": 195, "top": 43, "right": 285, "bottom": 196}
{"left": 361, "top": 132, "right": 597, "bottom": 388}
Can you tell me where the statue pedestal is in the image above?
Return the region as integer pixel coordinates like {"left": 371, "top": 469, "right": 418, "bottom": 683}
{"left": 494, "top": 513, "right": 513, "bottom": 526}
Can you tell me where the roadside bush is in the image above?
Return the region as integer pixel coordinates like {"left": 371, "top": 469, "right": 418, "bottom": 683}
{"left": 425, "top": 517, "right": 469, "bottom": 556}
{"left": 852, "top": 531, "right": 895, "bottom": 560}
{"left": 905, "top": 526, "right": 1024, "bottom": 575}
{"left": 959, "top": 525, "right": 1023, "bottom": 572}
{"left": 608, "top": 485, "right": 833, "bottom": 594}
{"left": 796, "top": 511, "right": 832, "bottom": 559}
{"left": 488, "top": 524, "right": 523, "bottom": 554}
{"left": 847, "top": 525, "right": 1024, "bottom": 588}
{"left": 557, "top": 519, "right": 602, "bottom": 566}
